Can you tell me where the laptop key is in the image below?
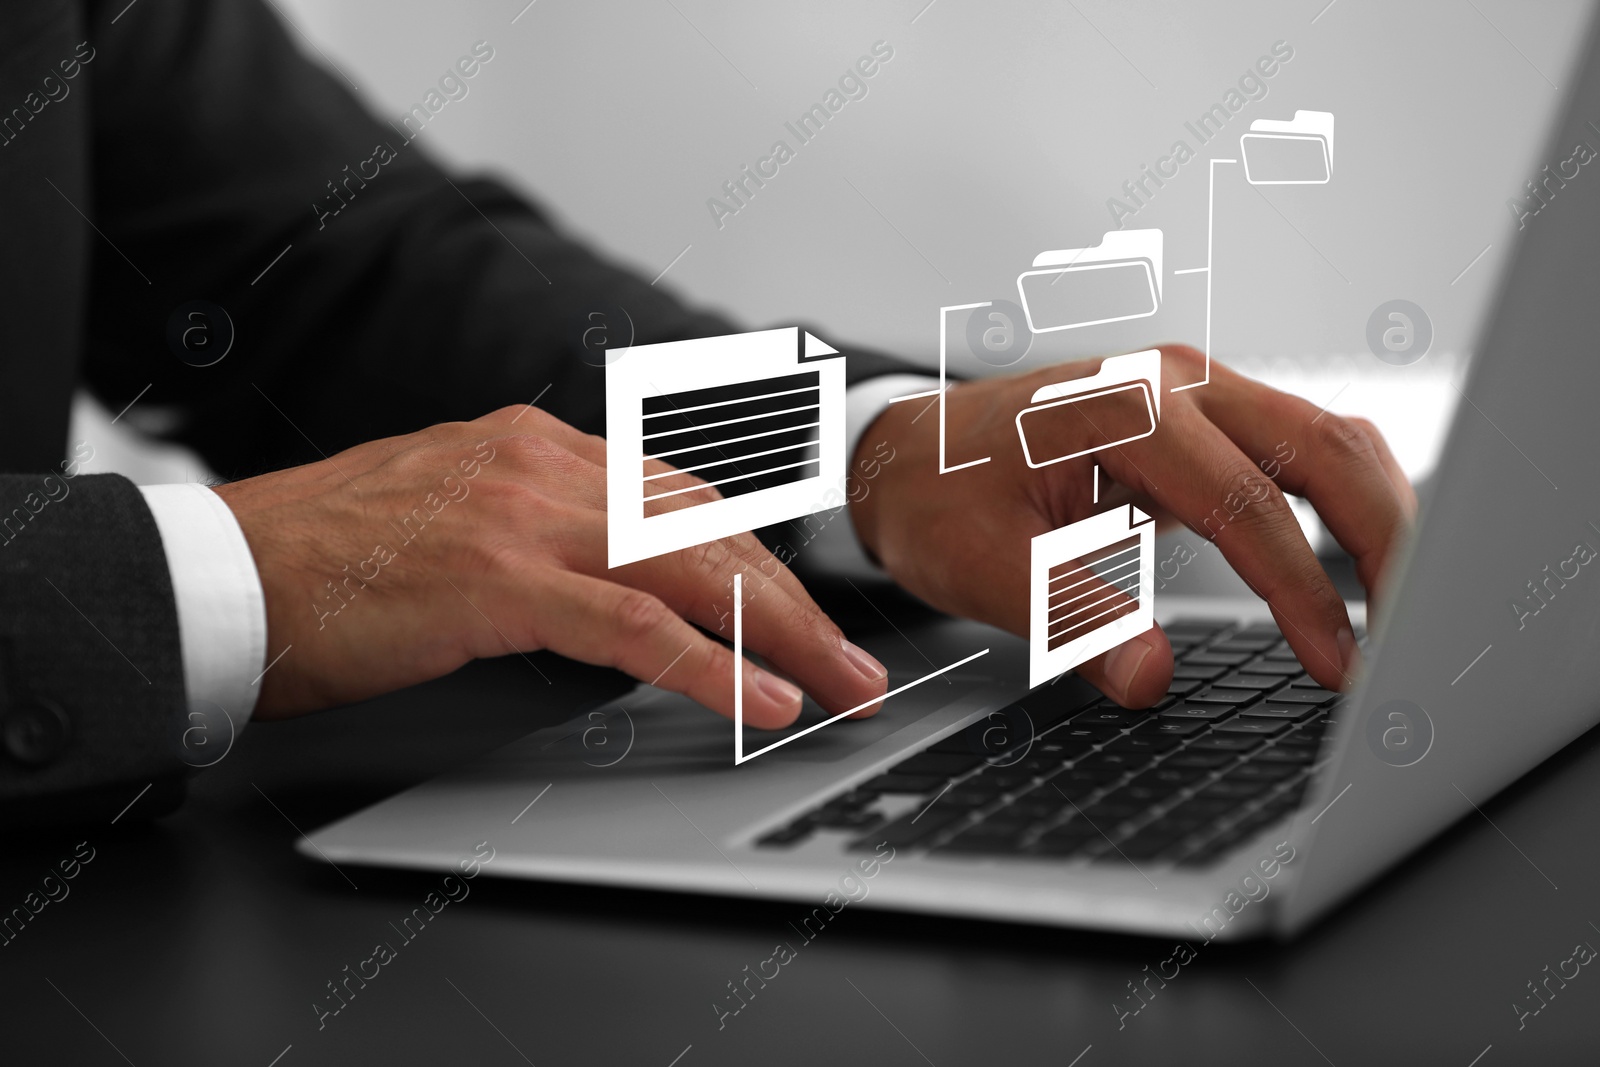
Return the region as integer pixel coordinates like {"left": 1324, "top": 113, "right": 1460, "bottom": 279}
{"left": 1252, "top": 745, "right": 1317, "bottom": 764}
{"left": 1191, "top": 687, "right": 1264, "bottom": 706}
{"left": 1049, "top": 723, "right": 1124, "bottom": 744}
{"left": 1240, "top": 658, "right": 1302, "bottom": 676}
{"left": 1209, "top": 637, "right": 1279, "bottom": 653}
{"left": 1146, "top": 765, "right": 1212, "bottom": 786}
{"left": 1240, "top": 703, "right": 1321, "bottom": 722}
{"left": 756, "top": 823, "right": 814, "bottom": 847}
{"left": 1073, "top": 708, "right": 1156, "bottom": 729}
{"left": 859, "top": 774, "right": 950, "bottom": 794}
{"left": 1194, "top": 779, "right": 1271, "bottom": 801}
{"left": 1166, "top": 678, "right": 1205, "bottom": 697}
{"left": 1164, "top": 617, "right": 1233, "bottom": 635}
{"left": 1270, "top": 687, "right": 1341, "bottom": 705}
{"left": 1224, "top": 762, "right": 1301, "bottom": 781}
{"left": 1006, "top": 797, "right": 1069, "bottom": 821}
{"left": 890, "top": 752, "right": 984, "bottom": 777}
{"left": 1213, "top": 719, "right": 1292, "bottom": 738}
{"left": 1164, "top": 796, "right": 1238, "bottom": 820}
{"left": 1105, "top": 735, "right": 1183, "bottom": 755}
{"left": 811, "top": 807, "right": 886, "bottom": 829}
{"left": 1186, "top": 651, "right": 1254, "bottom": 666}
{"left": 1172, "top": 663, "right": 1228, "bottom": 681}
{"left": 1132, "top": 718, "right": 1209, "bottom": 737}
{"left": 1217, "top": 673, "right": 1286, "bottom": 691}
{"left": 1160, "top": 703, "right": 1237, "bottom": 722}
{"left": 1187, "top": 735, "right": 1267, "bottom": 753}
{"left": 1049, "top": 776, "right": 1111, "bottom": 803}
{"left": 977, "top": 767, "right": 1039, "bottom": 793}
{"left": 1164, "top": 750, "right": 1239, "bottom": 768}
{"left": 849, "top": 808, "right": 964, "bottom": 850}
{"left": 944, "top": 784, "right": 1005, "bottom": 807}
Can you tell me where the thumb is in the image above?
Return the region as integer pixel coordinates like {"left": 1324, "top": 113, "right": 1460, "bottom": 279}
{"left": 1071, "top": 626, "right": 1173, "bottom": 709}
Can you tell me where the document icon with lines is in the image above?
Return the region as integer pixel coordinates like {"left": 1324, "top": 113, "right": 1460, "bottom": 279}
{"left": 607, "top": 327, "right": 846, "bottom": 567}
{"left": 1029, "top": 504, "right": 1155, "bottom": 688}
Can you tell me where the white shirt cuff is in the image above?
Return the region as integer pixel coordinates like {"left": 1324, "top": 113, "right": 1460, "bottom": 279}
{"left": 844, "top": 374, "right": 941, "bottom": 464}
{"left": 798, "top": 374, "right": 941, "bottom": 578}
{"left": 138, "top": 484, "right": 268, "bottom": 736}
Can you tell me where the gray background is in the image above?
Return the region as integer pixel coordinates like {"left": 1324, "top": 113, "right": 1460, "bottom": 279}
{"left": 81, "top": 0, "right": 1596, "bottom": 481}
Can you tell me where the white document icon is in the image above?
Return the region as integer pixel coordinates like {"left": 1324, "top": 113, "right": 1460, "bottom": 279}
{"left": 1015, "top": 228, "right": 1163, "bottom": 334}
{"left": 1030, "top": 504, "right": 1155, "bottom": 688}
{"left": 1240, "top": 110, "right": 1335, "bottom": 185}
{"left": 1015, "top": 348, "right": 1160, "bottom": 469}
{"left": 606, "top": 327, "right": 846, "bottom": 567}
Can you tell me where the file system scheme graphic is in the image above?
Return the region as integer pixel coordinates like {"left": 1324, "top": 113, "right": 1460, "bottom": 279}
{"left": 606, "top": 327, "right": 846, "bottom": 567}
{"left": 1030, "top": 504, "right": 1155, "bottom": 688}
{"left": 1016, "top": 228, "right": 1164, "bottom": 334}
{"left": 1239, "top": 109, "right": 1335, "bottom": 185}
{"left": 1015, "top": 348, "right": 1162, "bottom": 469}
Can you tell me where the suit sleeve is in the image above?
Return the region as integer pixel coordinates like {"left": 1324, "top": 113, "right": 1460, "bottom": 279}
{"left": 80, "top": 0, "right": 915, "bottom": 478}
{"left": 0, "top": 473, "right": 188, "bottom": 823}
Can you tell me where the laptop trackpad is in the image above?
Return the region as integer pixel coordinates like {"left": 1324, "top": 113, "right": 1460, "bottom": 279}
{"left": 537, "top": 672, "right": 985, "bottom": 771}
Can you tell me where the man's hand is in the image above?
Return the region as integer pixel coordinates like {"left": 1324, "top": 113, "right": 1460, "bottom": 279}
{"left": 213, "top": 406, "right": 889, "bottom": 726}
{"left": 849, "top": 345, "right": 1416, "bottom": 707}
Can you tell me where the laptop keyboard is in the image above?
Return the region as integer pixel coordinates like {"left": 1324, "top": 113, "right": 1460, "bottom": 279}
{"left": 755, "top": 618, "right": 1350, "bottom": 868}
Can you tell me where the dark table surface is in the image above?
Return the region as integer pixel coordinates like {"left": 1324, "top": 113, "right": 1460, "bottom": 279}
{"left": 5, "top": 583, "right": 1600, "bottom": 1067}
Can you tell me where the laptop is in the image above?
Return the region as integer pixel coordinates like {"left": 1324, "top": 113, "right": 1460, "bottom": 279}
{"left": 301, "top": 11, "right": 1600, "bottom": 940}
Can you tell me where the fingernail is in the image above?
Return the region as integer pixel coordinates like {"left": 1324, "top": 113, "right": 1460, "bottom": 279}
{"left": 1106, "top": 637, "right": 1153, "bottom": 700}
{"left": 1337, "top": 627, "right": 1361, "bottom": 680}
{"left": 754, "top": 668, "right": 803, "bottom": 709}
{"left": 840, "top": 638, "right": 888, "bottom": 682}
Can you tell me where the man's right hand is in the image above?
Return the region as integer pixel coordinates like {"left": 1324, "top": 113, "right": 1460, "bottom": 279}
{"left": 212, "top": 406, "right": 889, "bottom": 728}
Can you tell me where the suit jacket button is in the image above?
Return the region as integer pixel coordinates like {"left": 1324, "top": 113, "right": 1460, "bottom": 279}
{"left": 3, "top": 700, "right": 72, "bottom": 766}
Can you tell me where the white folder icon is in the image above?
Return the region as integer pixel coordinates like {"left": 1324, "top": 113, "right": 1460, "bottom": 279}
{"left": 1240, "top": 110, "right": 1335, "bottom": 185}
{"left": 1015, "top": 228, "right": 1164, "bottom": 334}
{"left": 1014, "top": 348, "right": 1161, "bottom": 469}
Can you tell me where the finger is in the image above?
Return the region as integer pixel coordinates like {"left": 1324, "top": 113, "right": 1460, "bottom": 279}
{"left": 1348, "top": 415, "right": 1417, "bottom": 520}
{"left": 523, "top": 569, "right": 805, "bottom": 729}
{"left": 476, "top": 405, "right": 608, "bottom": 466}
{"left": 1037, "top": 548, "right": 1173, "bottom": 707}
{"left": 485, "top": 417, "right": 891, "bottom": 718}
{"left": 588, "top": 530, "right": 891, "bottom": 720}
{"left": 571, "top": 447, "right": 865, "bottom": 670}
{"left": 628, "top": 456, "right": 884, "bottom": 711}
{"left": 1073, "top": 627, "right": 1174, "bottom": 709}
{"left": 1106, "top": 404, "right": 1356, "bottom": 691}
{"left": 1195, "top": 369, "right": 1412, "bottom": 599}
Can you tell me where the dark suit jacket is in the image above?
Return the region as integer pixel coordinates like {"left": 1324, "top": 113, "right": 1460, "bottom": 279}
{"left": 0, "top": 0, "right": 908, "bottom": 820}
